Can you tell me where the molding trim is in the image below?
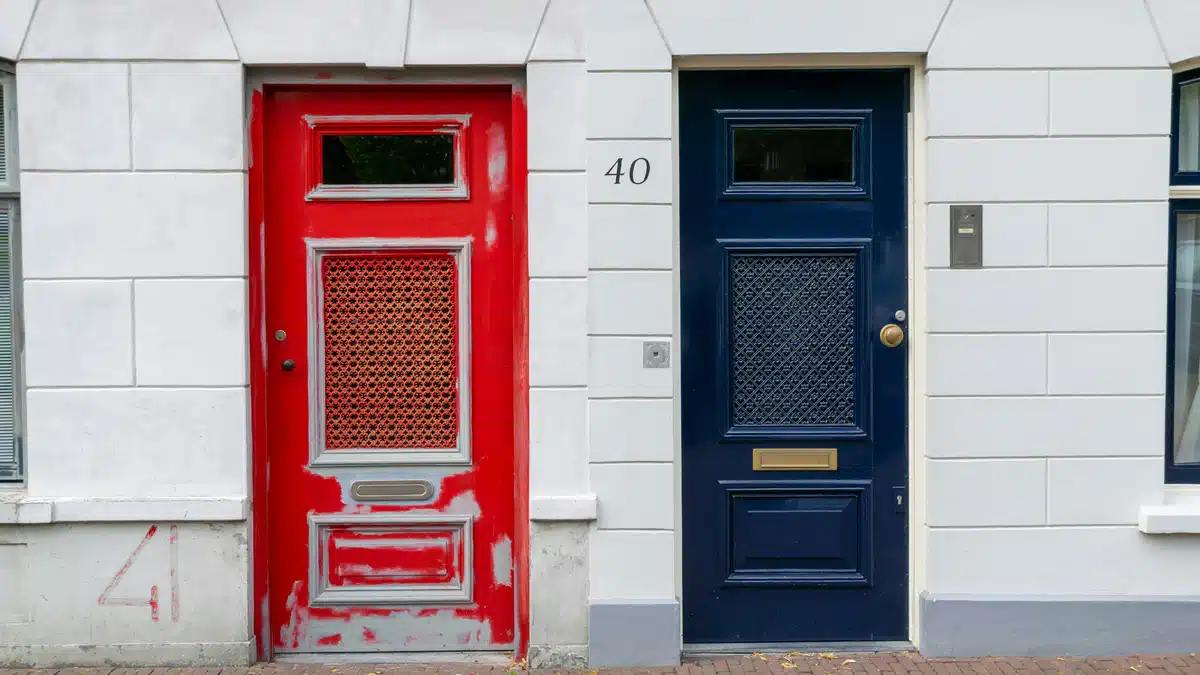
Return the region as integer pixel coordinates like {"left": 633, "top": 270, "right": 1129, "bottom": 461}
{"left": 920, "top": 592, "right": 1200, "bottom": 656}
{"left": 0, "top": 640, "right": 254, "bottom": 667}
{"left": 530, "top": 494, "right": 597, "bottom": 521}
{"left": 0, "top": 495, "right": 248, "bottom": 523}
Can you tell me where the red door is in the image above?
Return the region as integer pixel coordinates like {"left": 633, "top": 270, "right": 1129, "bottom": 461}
{"left": 261, "top": 86, "right": 519, "bottom": 653}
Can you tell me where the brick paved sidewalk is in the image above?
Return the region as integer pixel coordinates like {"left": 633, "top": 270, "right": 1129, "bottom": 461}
{"left": 7, "top": 653, "right": 1200, "bottom": 675}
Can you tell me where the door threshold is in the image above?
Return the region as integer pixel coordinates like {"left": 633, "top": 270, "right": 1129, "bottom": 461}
{"left": 274, "top": 651, "right": 515, "bottom": 664}
{"left": 684, "top": 641, "right": 913, "bottom": 657}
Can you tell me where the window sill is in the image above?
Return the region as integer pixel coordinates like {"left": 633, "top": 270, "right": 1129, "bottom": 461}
{"left": 530, "top": 494, "right": 597, "bottom": 521}
{"left": 1139, "top": 486, "right": 1200, "bottom": 534}
{"left": 0, "top": 494, "right": 247, "bottom": 524}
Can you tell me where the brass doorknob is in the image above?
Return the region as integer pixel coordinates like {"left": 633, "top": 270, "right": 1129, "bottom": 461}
{"left": 880, "top": 324, "right": 905, "bottom": 348}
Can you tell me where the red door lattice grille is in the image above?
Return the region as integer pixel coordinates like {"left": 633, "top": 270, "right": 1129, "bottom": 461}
{"left": 322, "top": 251, "right": 459, "bottom": 449}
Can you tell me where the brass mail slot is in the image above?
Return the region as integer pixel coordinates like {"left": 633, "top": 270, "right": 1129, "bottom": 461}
{"left": 752, "top": 448, "right": 838, "bottom": 471}
{"left": 351, "top": 480, "right": 434, "bottom": 501}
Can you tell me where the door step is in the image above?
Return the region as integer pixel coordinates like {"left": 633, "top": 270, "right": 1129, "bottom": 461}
{"left": 274, "top": 651, "right": 516, "bottom": 665}
{"left": 683, "top": 641, "right": 914, "bottom": 657}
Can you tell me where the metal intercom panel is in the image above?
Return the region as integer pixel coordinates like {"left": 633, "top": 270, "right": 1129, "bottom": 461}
{"left": 949, "top": 204, "right": 983, "bottom": 268}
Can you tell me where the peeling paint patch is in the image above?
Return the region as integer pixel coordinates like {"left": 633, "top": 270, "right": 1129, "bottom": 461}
{"left": 487, "top": 122, "right": 508, "bottom": 196}
{"left": 362, "top": 626, "right": 377, "bottom": 644}
{"left": 492, "top": 535, "right": 513, "bottom": 587}
{"left": 485, "top": 213, "right": 498, "bottom": 249}
{"left": 316, "top": 633, "right": 342, "bottom": 646}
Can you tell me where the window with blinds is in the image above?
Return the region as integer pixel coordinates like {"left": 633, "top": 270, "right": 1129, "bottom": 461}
{"left": 0, "top": 69, "right": 22, "bottom": 481}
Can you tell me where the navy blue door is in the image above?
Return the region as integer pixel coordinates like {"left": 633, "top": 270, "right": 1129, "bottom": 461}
{"left": 681, "top": 70, "right": 909, "bottom": 643}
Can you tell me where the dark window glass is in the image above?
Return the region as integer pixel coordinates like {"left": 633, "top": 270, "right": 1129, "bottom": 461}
{"left": 1175, "top": 211, "right": 1200, "bottom": 467}
{"left": 732, "top": 127, "right": 854, "bottom": 183}
{"left": 322, "top": 134, "right": 455, "bottom": 186}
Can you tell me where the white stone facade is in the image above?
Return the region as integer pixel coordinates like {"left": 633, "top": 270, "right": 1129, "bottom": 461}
{"left": 0, "top": 0, "right": 1199, "bottom": 667}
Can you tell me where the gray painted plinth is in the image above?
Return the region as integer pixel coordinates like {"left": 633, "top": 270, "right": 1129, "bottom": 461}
{"left": 589, "top": 599, "right": 680, "bottom": 667}
{"left": 921, "top": 592, "right": 1200, "bottom": 656}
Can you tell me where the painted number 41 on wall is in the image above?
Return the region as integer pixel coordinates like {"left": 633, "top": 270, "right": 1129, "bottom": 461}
{"left": 97, "top": 524, "right": 181, "bottom": 623}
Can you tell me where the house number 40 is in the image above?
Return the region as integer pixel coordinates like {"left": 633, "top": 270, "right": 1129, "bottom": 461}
{"left": 605, "top": 157, "right": 651, "bottom": 185}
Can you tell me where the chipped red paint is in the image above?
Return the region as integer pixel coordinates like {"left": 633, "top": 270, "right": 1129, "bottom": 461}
{"left": 509, "top": 87, "right": 531, "bottom": 661}
{"left": 258, "top": 85, "right": 522, "bottom": 655}
{"left": 316, "top": 634, "right": 343, "bottom": 646}
{"left": 249, "top": 85, "right": 271, "bottom": 661}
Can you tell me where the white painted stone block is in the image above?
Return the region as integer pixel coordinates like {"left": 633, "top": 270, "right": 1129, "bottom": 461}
{"left": 22, "top": 0, "right": 237, "bottom": 60}
{"left": 0, "top": 522, "right": 248, "bottom": 650}
{"left": 649, "top": 0, "right": 949, "bottom": 55}
{"left": 588, "top": 271, "right": 673, "bottom": 335}
{"left": 217, "top": 0, "right": 369, "bottom": 65}
{"left": 363, "top": 0, "right": 410, "bottom": 68}
{"left": 927, "top": 268, "right": 1166, "bottom": 333}
{"left": 589, "top": 141, "right": 673, "bottom": 204}
{"left": 530, "top": 279, "right": 588, "bottom": 386}
{"left": 1049, "top": 202, "right": 1168, "bottom": 266}
{"left": 590, "top": 400, "right": 674, "bottom": 463}
{"left": 406, "top": 0, "right": 546, "bottom": 65}
{"left": 529, "top": 0, "right": 583, "bottom": 61}
{"left": 21, "top": 172, "right": 246, "bottom": 279}
{"left": 16, "top": 63, "right": 130, "bottom": 170}
{"left": 590, "top": 530, "right": 674, "bottom": 599}
{"left": 1147, "top": 0, "right": 1200, "bottom": 65}
{"left": 1049, "top": 69, "right": 1171, "bottom": 136}
{"left": 1047, "top": 457, "right": 1163, "bottom": 526}
{"left": 134, "top": 279, "right": 247, "bottom": 387}
{"left": 926, "top": 459, "right": 1046, "bottom": 527}
{"left": 926, "top": 70, "right": 1049, "bottom": 137}
{"left": 131, "top": 63, "right": 244, "bottom": 171}
{"left": 927, "top": 396, "right": 1164, "bottom": 458}
{"left": 589, "top": 205, "right": 674, "bottom": 271}
{"left": 529, "top": 522, "right": 588, "bottom": 647}
{"left": 25, "top": 388, "right": 248, "bottom": 500}
{"left": 928, "top": 0, "right": 1166, "bottom": 69}
{"left": 1048, "top": 333, "right": 1165, "bottom": 396}
{"left": 928, "top": 137, "right": 1169, "bottom": 202}
{"left": 528, "top": 62, "right": 586, "bottom": 172}
{"left": 585, "top": 0, "right": 670, "bottom": 71}
{"left": 529, "top": 172, "right": 587, "bottom": 277}
{"left": 926, "top": 527, "right": 1200, "bottom": 596}
{"left": 926, "top": 204, "right": 1048, "bottom": 268}
{"left": 587, "top": 72, "right": 673, "bottom": 140}
{"left": 592, "top": 463, "right": 674, "bottom": 530}
{"left": 0, "top": 0, "right": 36, "bottom": 60}
{"left": 589, "top": 337, "right": 673, "bottom": 398}
{"left": 24, "top": 281, "right": 133, "bottom": 387}
{"left": 530, "top": 388, "right": 589, "bottom": 497}
{"left": 927, "top": 334, "right": 1047, "bottom": 396}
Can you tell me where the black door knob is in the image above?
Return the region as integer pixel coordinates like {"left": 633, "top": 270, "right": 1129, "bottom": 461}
{"left": 281, "top": 359, "right": 296, "bottom": 371}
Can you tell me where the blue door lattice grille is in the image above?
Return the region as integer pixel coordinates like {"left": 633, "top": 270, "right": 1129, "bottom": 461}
{"left": 729, "top": 254, "right": 856, "bottom": 427}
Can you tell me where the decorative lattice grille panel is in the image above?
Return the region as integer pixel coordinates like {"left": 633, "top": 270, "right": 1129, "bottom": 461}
{"left": 730, "top": 254, "right": 856, "bottom": 427}
{"left": 322, "top": 252, "right": 459, "bottom": 449}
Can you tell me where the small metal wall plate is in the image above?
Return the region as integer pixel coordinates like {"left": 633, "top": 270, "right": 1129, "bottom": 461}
{"left": 643, "top": 341, "right": 671, "bottom": 368}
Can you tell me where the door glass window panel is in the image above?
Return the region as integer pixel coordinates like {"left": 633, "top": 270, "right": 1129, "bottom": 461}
{"left": 1175, "top": 212, "right": 1200, "bottom": 466}
{"left": 322, "top": 134, "right": 455, "bottom": 185}
{"left": 732, "top": 126, "right": 854, "bottom": 183}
